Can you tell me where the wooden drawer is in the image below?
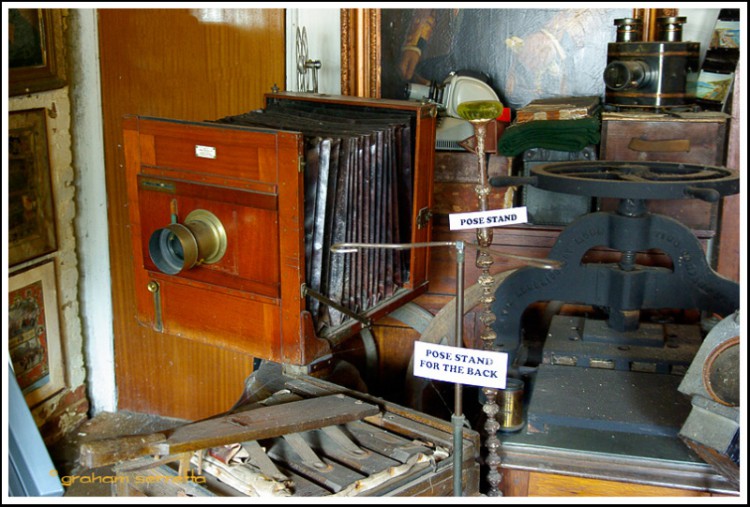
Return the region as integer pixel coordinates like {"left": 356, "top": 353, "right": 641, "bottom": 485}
{"left": 502, "top": 469, "right": 716, "bottom": 497}
{"left": 600, "top": 112, "right": 729, "bottom": 232}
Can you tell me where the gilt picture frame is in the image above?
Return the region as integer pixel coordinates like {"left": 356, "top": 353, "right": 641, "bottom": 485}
{"left": 340, "top": 8, "right": 381, "bottom": 98}
{"left": 8, "top": 261, "right": 66, "bottom": 407}
{"left": 8, "top": 108, "right": 58, "bottom": 267}
{"left": 9, "top": 8, "right": 67, "bottom": 97}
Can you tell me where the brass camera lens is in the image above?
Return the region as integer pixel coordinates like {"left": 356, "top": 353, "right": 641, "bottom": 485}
{"left": 148, "top": 209, "right": 227, "bottom": 275}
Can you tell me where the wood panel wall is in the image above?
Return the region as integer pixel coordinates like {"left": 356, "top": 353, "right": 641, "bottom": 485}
{"left": 98, "top": 9, "right": 285, "bottom": 419}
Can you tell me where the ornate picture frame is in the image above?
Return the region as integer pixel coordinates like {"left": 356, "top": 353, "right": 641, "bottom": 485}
{"left": 340, "top": 8, "right": 381, "bottom": 98}
{"left": 8, "top": 261, "right": 66, "bottom": 407}
{"left": 8, "top": 108, "right": 58, "bottom": 267}
{"left": 9, "top": 8, "right": 67, "bottom": 97}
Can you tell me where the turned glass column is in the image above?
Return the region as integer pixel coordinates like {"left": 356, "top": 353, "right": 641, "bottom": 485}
{"left": 456, "top": 99, "right": 505, "bottom": 497}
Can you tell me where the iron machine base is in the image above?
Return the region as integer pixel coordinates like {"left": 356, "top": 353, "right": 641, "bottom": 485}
{"left": 489, "top": 161, "right": 740, "bottom": 495}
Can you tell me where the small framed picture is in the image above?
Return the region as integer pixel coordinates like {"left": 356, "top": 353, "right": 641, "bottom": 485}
{"left": 8, "top": 261, "right": 66, "bottom": 407}
{"left": 8, "top": 108, "right": 58, "bottom": 267}
{"left": 9, "top": 8, "right": 67, "bottom": 96}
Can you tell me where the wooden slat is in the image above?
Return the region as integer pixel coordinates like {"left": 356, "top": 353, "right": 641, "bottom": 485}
{"left": 272, "top": 466, "right": 331, "bottom": 497}
{"left": 343, "top": 421, "right": 431, "bottom": 464}
{"left": 265, "top": 437, "right": 365, "bottom": 493}
{"left": 81, "top": 395, "right": 379, "bottom": 468}
{"left": 364, "top": 412, "right": 454, "bottom": 452}
{"left": 298, "top": 427, "right": 401, "bottom": 475}
{"left": 80, "top": 433, "right": 169, "bottom": 471}
{"left": 167, "top": 395, "right": 374, "bottom": 453}
{"left": 117, "top": 464, "right": 216, "bottom": 497}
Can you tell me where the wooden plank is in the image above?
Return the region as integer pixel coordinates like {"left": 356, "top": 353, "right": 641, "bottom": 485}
{"left": 80, "top": 433, "right": 169, "bottom": 470}
{"left": 166, "top": 395, "right": 378, "bottom": 453}
{"left": 81, "top": 395, "right": 379, "bottom": 468}
{"left": 364, "top": 413, "right": 454, "bottom": 452}
{"left": 284, "top": 375, "right": 481, "bottom": 452}
{"left": 527, "top": 471, "right": 711, "bottom": 497}
{"left": 273, "top": 466, "right": 331, "bottom": 497}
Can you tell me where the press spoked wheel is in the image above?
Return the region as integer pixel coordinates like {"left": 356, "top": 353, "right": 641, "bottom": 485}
{"left": 491, "top": 161, "right": 739, "bottom": 202}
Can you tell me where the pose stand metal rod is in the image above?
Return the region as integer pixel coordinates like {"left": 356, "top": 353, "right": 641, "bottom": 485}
{"left": 332, "top": 240, "right": 467, "bottom": 496}
{"left": 331, "top": 241, "right": 559, "bottom": 496}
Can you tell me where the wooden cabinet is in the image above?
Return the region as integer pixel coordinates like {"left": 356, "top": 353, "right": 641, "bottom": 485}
{"left": 600, "top": 113, "right": 728, "bottom": 165}
{"left": 599, "top": 112, "right": 734, "bottom": 274}
{"left": 501, "top": 469, "right": 726, "bottom": 497}
{"left": 497, "top": 425, "right": 737, "bottom": 497}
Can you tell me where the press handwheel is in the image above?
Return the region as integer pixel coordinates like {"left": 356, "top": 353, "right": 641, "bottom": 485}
{"left": 490, "top": 160, "right": 739, "bottom": 202}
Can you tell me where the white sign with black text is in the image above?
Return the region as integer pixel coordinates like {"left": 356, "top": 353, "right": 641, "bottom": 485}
{"left": 448, "top": 206, "right": 528, "bottom": 231}
{"left": 413, "top": 341, "right": 509, "bottom": 389}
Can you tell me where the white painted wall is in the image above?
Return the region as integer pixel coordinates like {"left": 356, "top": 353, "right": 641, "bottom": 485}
{"left": 286, "top": 8, "right": 341, "bottom": 94}
{"left": 680, "top": 8, "right": 720, "bottom": 64}
{"left": 68, "top": 9, "right": 116, "bottom": 414}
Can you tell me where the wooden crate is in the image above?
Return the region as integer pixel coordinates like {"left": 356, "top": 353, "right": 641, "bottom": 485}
{"left": 108, "top": 373, "right": 481, "bottom": 497}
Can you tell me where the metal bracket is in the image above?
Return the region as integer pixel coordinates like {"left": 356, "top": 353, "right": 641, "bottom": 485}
{"left": 301, "top": 284, "right": 372, "bottom": 327}
{"left": 147, "top": 280, "right": 163, "bottom": 332}
{"left": 417, "top": 206, "right": 433, "bottom": 229}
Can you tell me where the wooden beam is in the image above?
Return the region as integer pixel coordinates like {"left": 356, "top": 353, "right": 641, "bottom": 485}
{"left": 80, "top": 395, "right": 379, "bottom": 468}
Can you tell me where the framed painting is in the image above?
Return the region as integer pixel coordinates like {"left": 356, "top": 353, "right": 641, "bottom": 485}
{"left": 8, "top": 261, "right": 66, "bottom": 407}
{"left": 9, "top": 8, "right": 67, "bottom": 96}
{"left": 342, "top": 8, "right": 681, "bottom": 107}
{"left": 8, "top": 108, "right": 58, "bottom": 267}
{"left": 377, "top": 8, "right": 635, "bottom": 109}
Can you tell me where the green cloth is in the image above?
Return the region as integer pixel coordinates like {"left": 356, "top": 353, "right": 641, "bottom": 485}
{"left": 497, "top": 116, "right": 601, "bottom": 157}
